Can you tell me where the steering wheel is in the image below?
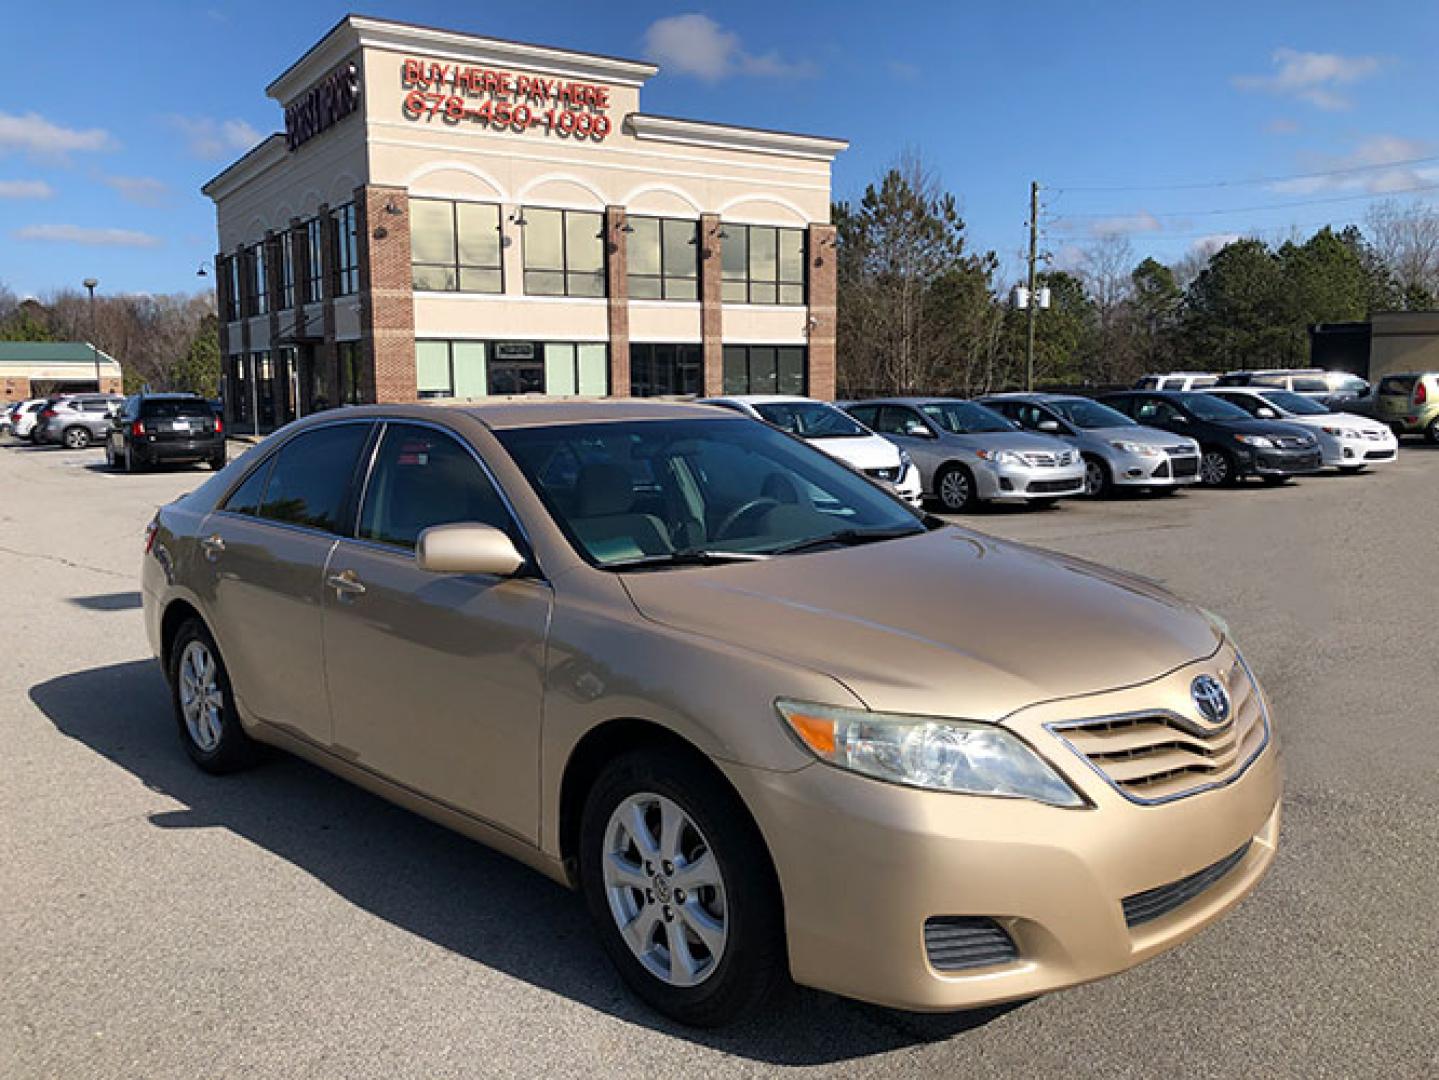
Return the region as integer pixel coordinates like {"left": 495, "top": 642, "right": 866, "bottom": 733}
{"left": 715, "top": 497, "right": 780, "bottom": 541}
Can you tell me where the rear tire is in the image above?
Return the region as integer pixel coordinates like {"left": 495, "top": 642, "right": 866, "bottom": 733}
{"left": 62, "top": 426, "right": 91, "bottom": 449}
{"left": 208, "top": 449, "right": 227, "bottom": 471}
{"left": 578, "top": 747, "right": 786, "bottom": 1027}
{"left": 1426, "top": 418, "right": 1439, "bottom": 445}
{"left": 168, "top": 619, "right": 259, "bottom": 774}
{"left": 934, "top": 463, "right": 978, "bottom": 512}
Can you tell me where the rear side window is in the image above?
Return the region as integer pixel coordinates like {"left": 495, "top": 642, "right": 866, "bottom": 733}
{"left": 1291, "top": 377, "right": 1328, "bottom": 393}
{"left": 222, "top": 459, "right": 274, "bottom": 517}
{"left": 142, "top": 398, "right": 212, "bottom": 419}
{"left": 845, "top": 404, "right": 878, "bottom": 427}
{"left": 1379, "top": 376, "right": 1417, "bottom": 396}
{"left": 357, "top": 424, "right": 515, "bottom": 551}
{"left": 258, "top": 424, "right": 371, "bottom": 533}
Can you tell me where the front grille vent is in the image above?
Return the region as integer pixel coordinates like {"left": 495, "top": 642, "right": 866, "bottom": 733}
{"left": 1122, "top": 843, "right": 1251, "bottom": 927}
{"left": 923, "top": 917, "right": 1019, "bottom": 972}
{"left": 1048, "top": 657, "right": 1269, "bottom": 803}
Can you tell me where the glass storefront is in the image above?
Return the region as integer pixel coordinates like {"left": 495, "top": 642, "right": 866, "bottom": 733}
{"left": 416, "top": 340, "right": 608, "bottom": 398}
{"left": 723, "top": 344, "right": 806, "bottom": 395}
{"left": 630, "top": 343, "right": 702, "bottom": 397}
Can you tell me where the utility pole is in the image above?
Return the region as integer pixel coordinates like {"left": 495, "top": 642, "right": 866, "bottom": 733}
{"left": 83, "top": 278, "right": 101, "bottom": 390}
{"left": 1025, "top": 181, "right": 1039, "bottom": 391}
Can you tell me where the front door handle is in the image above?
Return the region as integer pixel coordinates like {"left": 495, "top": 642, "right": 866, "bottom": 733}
{"left": 327, "top": 569, "right": 366, "bottom": 597}
{"left": 200, "top": 534, "right": 225, "bottom": 561}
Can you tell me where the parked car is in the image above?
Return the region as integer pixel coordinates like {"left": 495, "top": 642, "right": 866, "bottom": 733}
{"left": 1214, "top": 369, "right": 1371, "bottom": 406}
{"left": 844, "top": 398, "right": 1086, "bottom": 512}
{"left": 107, "top": 393, "right": 226, "bottom": 471}
{"left": 8, "top": 399, "right": 47, "bottom": 440}
{"left": 1099, "top": 390, "right": 1322, "bottom": 486}
{"left": 1134, "top": 372, "right": 1218, "bottom": 391}
{"left": 1348, "top": 372, "right": 1439, "bottom": 443}
{"left": 36, "top": 393, "right": 125, "bottom": 448}
{"left": 143, "top": 401, "right": 1280, "bottom": 1025}
{"left": 1203, "top": 388, "right": 1398, "bottom": 472}
{"left": 979, "top": 393, "right": 1202, "bottom": 497}
{"left": 0, "top": 401, "right": 15, "bottom": 434}
{"left": 700, "top": 395, "right": 923, "bottom": 507}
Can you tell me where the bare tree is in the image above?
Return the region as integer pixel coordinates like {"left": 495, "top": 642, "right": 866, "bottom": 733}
{"left": 1365, "top": 200, "right": 1439, "bottom": 306}
{"left": 1076, "top": 234, "right": 1135, "bottom": 382}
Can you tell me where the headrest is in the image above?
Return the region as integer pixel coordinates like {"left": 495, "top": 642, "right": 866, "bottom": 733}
{"left": 576, "top": 463, "right": 635, "bottom": 517}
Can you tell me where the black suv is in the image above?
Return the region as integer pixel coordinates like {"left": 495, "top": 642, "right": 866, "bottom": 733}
{"left": 107, "top": 394, "right": 226, "bottom": 472}
{"left": 1098, "top": 390, "right": 1321, "bottom": 486}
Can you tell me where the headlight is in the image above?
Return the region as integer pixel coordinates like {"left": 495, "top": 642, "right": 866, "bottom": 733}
{"left": 898, "top": 448, "right": 914, "bottom": 468}
{"left": 1233, "top": 434, "right": 1274, "bottom": 448}
{"left": 1109, "top": 440, "right": 1162, "bottom": 457}
{"left": 1320, "top": 425, "right": 1351, "bottom": 437}
{"left": 776, "top": 699, "right": 1085, "bottom": 807}
{"left": 975, "top": 448, "right": 1021, "bottom": 466}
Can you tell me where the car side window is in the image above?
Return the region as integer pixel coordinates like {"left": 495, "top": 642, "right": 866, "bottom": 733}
{"left": 1137, "top": 398, "right": 1182, "bottom": 424}
{"left": 845, "top": 405, "right": 878, "bottom": 427}
{"left": 1217, "top": 394, "right": 1258, "bottom": 415}
{"left": 875, "top": 406, "right": 927, "bottom": 437}
{"left": 257, "top": 424, "right": 371, "bottom": 533}
{"left": 222, "top": 458, "right": 274, "bottom": 517}
{"left": 358, "top": 423, "right": 516, "bottom": 551}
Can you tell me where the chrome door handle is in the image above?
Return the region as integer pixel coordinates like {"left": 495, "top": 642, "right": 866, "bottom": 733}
{"left": 200, "top": 534, "right": 225, "bottom": 560}
{"left": 327, "top": 570, "right": 366, "bottom": 597}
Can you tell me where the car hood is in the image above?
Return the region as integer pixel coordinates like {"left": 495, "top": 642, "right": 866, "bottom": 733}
{"left": 807, "top": 433, "right": 900, "bottom": 470}
{"left": 1206, "top": 417, "right": 1315, "bottom": 438}
{"left": 940, "top": 429, "right": 1072, "bottom": 453}
{"left": 620, "top": 528, "right": 1220, "bottom": 721}
{"left": 1083, "top": 425, "right": 1193, "bottom": 448}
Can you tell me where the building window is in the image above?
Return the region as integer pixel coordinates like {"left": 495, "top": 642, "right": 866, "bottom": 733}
{"left": 722, "top": 225, "right": 805, "bottom": 305}
{"left": 331, "top": 203, "right": 359, "bottom": 297}
{"left": 627, "top": 216, "right": 698, "bottom": 300}
{"left": 276, "top": 235, "right": 295, "bottom": 310}
{"left": 303, "top": 218, "right": 324, "bottom": 303}
{"left": 723, "top": 345, "right": 806, "bottom": 395}
{"left": 410, "top": 198, "right": 503, "bottom": 293}
{"left": 522, "top": 208, "right": 605, "bottom": 297}
{"left": 630, "top": 343, "right": 702, "bottom": 397}
{"left": 250, "top": 243, "right": 270, "bottom": 316}
{"left": 228, "top": 354, "right": 249, "bottom": 422}
{"left": 337, "top": 341, "right": 365, "bottom": 404}
{"left": 416, "top": 340, "right": 608, "bottom": 398}
{"left": 225, "top": 257, "right": 242, "bottom": 322}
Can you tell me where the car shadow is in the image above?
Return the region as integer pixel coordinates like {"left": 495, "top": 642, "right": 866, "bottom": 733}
{"left": 68, "top": 591, "right": 144, "bottom": 611}
{"left": 29, "top": 660, "right": 1022, "bottom": 1064}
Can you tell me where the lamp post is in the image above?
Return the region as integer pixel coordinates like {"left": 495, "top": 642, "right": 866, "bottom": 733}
{"left": 82, "top": 277, "right": 101, "bottom": 391}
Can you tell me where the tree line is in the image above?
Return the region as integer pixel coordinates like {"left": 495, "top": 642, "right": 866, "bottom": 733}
{"left": 0, "top": 285, "right": 219, "bottom": 398}
{"left": 835, "top": 156, "right": 1439, "bottom": 396}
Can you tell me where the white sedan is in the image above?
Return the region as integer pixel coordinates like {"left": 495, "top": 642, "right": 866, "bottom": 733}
{"left": 1205, "top": 388, "right": 1398, "bottom": 471}
{"left": 700, "top": 395, "right": 924, "bottom": 507}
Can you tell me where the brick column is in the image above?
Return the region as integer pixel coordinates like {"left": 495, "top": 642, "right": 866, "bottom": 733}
{"left": 605, "top": 206, "right": 630, "bottom": 396}
{"left": 358, "top": 184, "right": 416, "bottom": 404}
{"left": 700, "top": 213, "right": 725, "bottom": 396}
{"left": 317, "top": 204, "right": 338, "bottom": 407}
{"left": 806, "top": 223, "right": 837, "bottom": 401}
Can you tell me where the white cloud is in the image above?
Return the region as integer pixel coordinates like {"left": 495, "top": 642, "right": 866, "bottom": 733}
{"left": 14, "top": 224, "right": 162, "bottom": 248}
{"left": 643, "top": 14, "right": 814, "bottom": 82}
{"left": 1191, "top": 233, "right": 1243, "bottom": 255}
{"left": 1233, "top": 48, "right": 1385, "bottom": 111}
{"left": 102, "top": 174, "right": 170, "bottom": 206}
{"left": 1088, "top": 211, "right": 1162, "bottom": 237}
{"left": 166, "top": 115, "right": 261, "bottom": 160}
{"left": 0, "top": 111, "right": 114, "bottom": 158}
{"left": 1270, "top": 134, "right": 1439, "bottom": 194}
{"left": 0, "top": 179, "right": 54, "bottom": 199}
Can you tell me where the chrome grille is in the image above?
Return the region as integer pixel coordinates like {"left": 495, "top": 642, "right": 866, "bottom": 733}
{"left": 1047, "top": 657, "right": 1269, "bottom": 804}
{"left": 1019, "top": 450, "right": 1077, "bottom": 468}
{"left": 864, "top": 466, "right": 899, "bottom": 482}
{"left": 1273, "top": 435, "right": 1314, "bottom": 450}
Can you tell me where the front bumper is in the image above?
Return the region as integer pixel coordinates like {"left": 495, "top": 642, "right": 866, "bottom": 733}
{"left": 1108, "top": 448, "right": 1200, "bottom": 487}
{"left": 1321, "top": 432, "right": 1398, "bottom": 467}
{"left": 977, "top": 461, "right": 1086, "bottom": 501}
{"left": 1234, "top": 444, "right": 1322, "bottom": 476}
{"left": 725, "top": 652, "right": 1282, "bottom": 1012}
{"left": 134, "top": 435, "right": 224, "bottom": 461}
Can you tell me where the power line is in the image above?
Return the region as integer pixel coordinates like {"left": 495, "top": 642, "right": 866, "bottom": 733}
{"left": 1053, "top": 180, "right": 1439, "bottom": 222}
{"left": 1053, "top": 154, "right": 1439, "bottom": 193}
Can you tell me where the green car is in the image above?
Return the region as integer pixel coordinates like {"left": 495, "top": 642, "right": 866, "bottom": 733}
{"left": 1364, "top": 373, "right": 1439, "bottom": 443}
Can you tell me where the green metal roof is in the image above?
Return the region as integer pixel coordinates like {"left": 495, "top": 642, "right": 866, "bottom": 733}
{"left": 0, "top": 341, "right": 119, "bottom": 365}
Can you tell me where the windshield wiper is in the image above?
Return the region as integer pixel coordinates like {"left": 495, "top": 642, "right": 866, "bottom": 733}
{"left": 605, "top": 548, "right": 773, "bottom": 571}
{"left": 768, "top": 525, "right": 926, "bottom": 557}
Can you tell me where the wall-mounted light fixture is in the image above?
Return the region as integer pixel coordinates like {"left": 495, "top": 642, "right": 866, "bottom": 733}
{"left": 509, "top": 212, "right": 528, "bottom": 226}
{"left": 384, "top": 200, "right": 403, "bottom": 216}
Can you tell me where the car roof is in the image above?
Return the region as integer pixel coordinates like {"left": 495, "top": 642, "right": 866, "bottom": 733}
{"left": 297, "top": 399, "right": 737, "bottom": 431}
{"left": 847, "top": 396, "right": 977, "bottom": 407}
{"left": 978, "top": 392, "right": 1087, "bottom": 403}
{"left": 702, "top": 394, "right": 819, "bottom": 405}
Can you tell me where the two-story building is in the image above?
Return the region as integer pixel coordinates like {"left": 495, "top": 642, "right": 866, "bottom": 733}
{"left": 202, "top": 14, "right": 847, "bottom": 430}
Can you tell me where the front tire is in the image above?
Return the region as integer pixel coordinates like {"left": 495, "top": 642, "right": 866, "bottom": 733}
{"left": 62, "top": 426, "right": 91, "bottom": 449}
{"left": 934, "top": 463, "right": 978, "bottom": 512}
{"left": 1199, "top": 448, "right": 1236, "bottom": 487}
{"left": 1082, "top": 456, "right": 1112, "bottom": 498}
{"left": 579, "top": 748, "right": 786, "bottom": 1027}
{"left": 168, "top": 620, "right": 259, "bottom": 774}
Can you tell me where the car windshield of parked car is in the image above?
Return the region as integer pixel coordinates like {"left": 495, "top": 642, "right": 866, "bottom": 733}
{"left": 1047, "top": 398, "right": 1136, "bottom": 429}
{"left": 752, "top": 401, "right": 868, "bottom": 439}
{"left": 497, "top": 418, "right": 925, "bottom": 567}
{"left": 919, "top": 401, "right": 1016, "bottom": 434}
{"left": 1258, "top": 390, "right": 1329, "bottom": 416}
{"left": 1176, "top": 393, "right": 1252, "bottom": 421}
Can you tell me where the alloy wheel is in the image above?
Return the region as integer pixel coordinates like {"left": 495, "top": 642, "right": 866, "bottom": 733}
{"left": 1199, "top": 451, "right": 1230, "bottom": 486}
{"left": 64, "top": 427, "right": 90, "bottom": 449}
{"left": 939, "top": 468, "right": 971, "bottom": 511}
{"left": 1084, "top": 459, "right": 1105, "bottom": 496}
{"left": 178, "top": 639, "right": 224, "bottom": 752}
{"left": 601, "top": 792, "right": 728, "bottom": 988}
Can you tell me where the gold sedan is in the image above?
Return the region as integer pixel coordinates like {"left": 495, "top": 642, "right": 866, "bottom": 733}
{"left": 143, "top": 401, "right": 1280, "bottom": 1026}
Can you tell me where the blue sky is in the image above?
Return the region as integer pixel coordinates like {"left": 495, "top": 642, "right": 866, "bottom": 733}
{"left": 2, "top": 0, "right": 1437, "bottom": 298}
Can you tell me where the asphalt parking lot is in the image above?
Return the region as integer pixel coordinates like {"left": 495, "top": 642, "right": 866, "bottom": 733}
{"left": 2, "top": 437, "right": 1436, "bottom": 1079}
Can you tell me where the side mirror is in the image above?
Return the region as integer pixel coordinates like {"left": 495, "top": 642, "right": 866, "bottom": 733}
{"left": 1037, "top": 419, "right": 1061, "bottom": 433}
{"left": 1256, "top": 407, "right": 1277, "bottom": 419}
{"left": 904, "top": 423, "right": 936, "bottom": 438}
{"left": 416, "top": 522, "right": 525, "bottom": 577}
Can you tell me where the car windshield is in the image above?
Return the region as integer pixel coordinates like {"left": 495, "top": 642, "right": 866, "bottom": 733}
{"left": 1175, "top": 393, "right": 1252, "bottom": 420}
{"left": 142, "top": 399, "right": 212, "bottom": 419}
{"left": 1047, "top": 398, "right": 1136, "bottom": 429}
{"left": 919, "top": 401, "right": 1016, "bottom": 434}
{"left": 497, "top": 418, "right": 925, "bottom": 568}
{"left": 752, "top": 401, "right": 867, "bottom": 438}
{"left": 1259, "top": 390, "right": 1329, "bottom": 415}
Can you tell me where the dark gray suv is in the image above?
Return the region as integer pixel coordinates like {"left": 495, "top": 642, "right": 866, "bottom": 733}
{"left": 106, "top": 394, "right": 225, "bottom": 472}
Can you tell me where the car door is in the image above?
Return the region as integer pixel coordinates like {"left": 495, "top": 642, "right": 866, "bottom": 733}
{"left": 197, "top": 420, "right": 373, "bottom": 744}
{"left": 320, "top": 421, "right": 552, "bottom": 842}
